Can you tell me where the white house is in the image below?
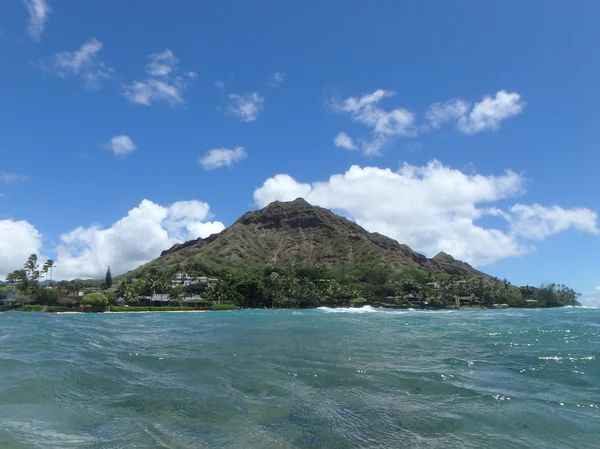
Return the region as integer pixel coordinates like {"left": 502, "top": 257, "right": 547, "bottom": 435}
{"left": 170, "top": 273, "right": 217, "bottom": 287}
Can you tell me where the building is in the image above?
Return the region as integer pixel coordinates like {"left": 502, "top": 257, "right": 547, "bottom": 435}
{"left": 170, "top": 273, "right": 217, "bottom": 287}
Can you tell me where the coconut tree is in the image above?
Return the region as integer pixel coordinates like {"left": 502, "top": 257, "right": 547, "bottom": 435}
{"left": 169, "top": 284, "right": 184, "bottom": 306}
{"left": 24, "top": 254, "right": 39, "bottom": 286}
{"left": 116, "top": 280, "right": 139, "bottom": 304}
{"left": 6, "top": 269, "right": 30, "bottom": 294}
{"left": 42, "top": 259, "right": 55, "bottom": 284}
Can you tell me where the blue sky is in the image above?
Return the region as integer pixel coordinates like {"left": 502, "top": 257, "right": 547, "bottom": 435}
{"left": 1, "top": 1, "right": 599, "bottom": 303}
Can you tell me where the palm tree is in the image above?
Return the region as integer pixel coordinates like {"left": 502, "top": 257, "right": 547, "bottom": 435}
{"left": 7, "top": 269, "right": 29, "bottom": 294}
{"left": 169, "top": 284, "right": 184, "bottom": 306}
{"left": 116, "top": 280, "right": 139, "bottom": 304}
{"left": 41, "top": 265, "right": 49, "bottom": 286}
{"left": 184, "top": 261, "right": 196, "bottom": 283}
{"left": 24, "top": 254, "right": 39, "bottom": 285}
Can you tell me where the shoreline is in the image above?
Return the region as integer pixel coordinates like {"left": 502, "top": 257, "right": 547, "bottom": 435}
{"left": 54, "top": 310, "right": 210, "bottom": 314}
{"left": 3, "top": 304, "right": 583, "bottom": 315}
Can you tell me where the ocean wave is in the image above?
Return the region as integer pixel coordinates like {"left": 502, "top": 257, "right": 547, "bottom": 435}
{"left": 317, "top": 305, "right": 382, "bottom": 313}
{"left": 316, "top": 306, "right": 463, "bottom": 314}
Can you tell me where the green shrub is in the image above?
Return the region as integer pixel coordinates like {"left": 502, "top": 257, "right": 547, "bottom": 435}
{"left": 35, "top": 288, "right": 59, "bottom": 305}
{"left": 46, "top": 306, "right": 68, "bottom": 313}
{"left": 109, "top": 306, "right": 195, "bottom": 312}
{"left": 210, "top": 303, "right": 238, "bottom": 311}
{"left": 82, "top": 293, "right": 109, "bottom": 310}
{"left": 23, "top": 305, "right": 44, "bottom": 312}
{"left": 350, "top": 297, "right": 367, "bottom": 307}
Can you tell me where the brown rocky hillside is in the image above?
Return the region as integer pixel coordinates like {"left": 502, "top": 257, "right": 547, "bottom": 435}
{"left": 138, "top": 198, "right": 489, "bottom": 277}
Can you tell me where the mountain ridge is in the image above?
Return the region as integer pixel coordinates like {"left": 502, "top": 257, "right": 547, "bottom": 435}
{"left": 145, "top": 198, "right": 489, "bottom": 278}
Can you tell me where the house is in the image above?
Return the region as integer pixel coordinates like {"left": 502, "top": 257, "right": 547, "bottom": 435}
{"left": 0, "top": 298, "right": 17, "bottom": 307}
{"left": 170, "top": 273, "right": 217, "bottom": 287}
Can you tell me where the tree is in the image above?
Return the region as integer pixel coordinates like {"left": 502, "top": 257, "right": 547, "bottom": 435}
{"left": 116, "top": 280, "right": 138, "bottom": 303}
{"left": 24, "top": 254, "right": 40, "bottom": 286}
{"left": 35, "top": 288, "right": 59, "bottom": 305}
{"left": 42, "top": 259, "right": 55, "bottom": 285}
{"left": 41, "top": 265, "right": 49, "bottom": 286}
{"left": 6, "top": 269, "right": 30, "bottom": 294}
{"left": 169, "top": 284, "right": 184, "bottom": 305}
{"left": 81, "top": 293, "right": 109, "bottom": 310}
{"left": 105, "top": 266, "right": 112, "bottom": 289}
{"left": 265, "top": 271, "right": 284, "bottom": 308}
{"left": 206, "top": 272, "right": 242, "bottom": 305}
{"left": 233, "top": 273, "right": 264, "bottom": 308}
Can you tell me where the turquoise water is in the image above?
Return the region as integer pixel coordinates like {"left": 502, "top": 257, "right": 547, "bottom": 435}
{"left": 0, "top": 307, "right": 599, "bottom": 448}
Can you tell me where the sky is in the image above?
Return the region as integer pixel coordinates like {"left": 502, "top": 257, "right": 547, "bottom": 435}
{"left": 1, "top": 1, "right": 600, "bottom": 305}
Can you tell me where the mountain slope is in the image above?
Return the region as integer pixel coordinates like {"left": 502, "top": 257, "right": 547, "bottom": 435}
{"left": 139, "top": 198, "right": 489, "bottom": 278}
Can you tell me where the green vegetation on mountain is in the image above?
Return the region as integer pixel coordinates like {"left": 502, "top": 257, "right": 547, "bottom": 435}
{"left": 2, "top": 200, "right": 581, "bottom": 311}
{"left": 135, "top": 198, "right": 489, "bottom": 278}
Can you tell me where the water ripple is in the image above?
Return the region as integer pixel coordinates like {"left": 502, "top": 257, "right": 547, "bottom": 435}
{"left": 0, "top": 308, "right": 599, "bottom": 448}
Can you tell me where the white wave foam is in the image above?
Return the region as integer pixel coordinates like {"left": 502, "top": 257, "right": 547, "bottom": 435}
{"left": 317, "top": 305, "right": 381, "bottom": 314}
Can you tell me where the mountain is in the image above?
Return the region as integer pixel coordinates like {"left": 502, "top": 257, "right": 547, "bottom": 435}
{"left": 138, "top": 198, "right": 489, "bottom": 278}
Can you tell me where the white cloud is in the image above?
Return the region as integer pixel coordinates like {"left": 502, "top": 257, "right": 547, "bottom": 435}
{"left": 214, "top": 80, "right": 225, "bottom": 89}
{"left": 459, "top": 91, "right": 525, "bottom": 134}
{"left": 254, "top": 161, "right": 598, "bottom": 266}
{"left": 47, "top": 38, "right": 114, "bottom": 89}
{"left": 107, "top": 135, "right": 137, "bottom": 156}
{"left": 425, "top": 91, "right": 525, "bottom": 134}
{"left": 271, "top": 72, "right": 285, "bottom": 87}
{"left": 334, "top": 132, "right": 357, "bottom": 150}
{"left": 0, "top": 172, "right": 28, "bottom": 183}
{"left": 145, "top": 49, "right": 178, "bottom": 76}
{"left": 227, "top": 92, "right": 265, "bottom": 122}
{"left": 425, "top": 99, "right": 470, "bottom": 129}
{"left": 54, "top": 199, "right": 225, "bottom": 279}
{"left": 254, "top": 175, "right": 312, "bottom": 207}
{"left": 331, "top": 89, "right": 416, "bottom": 155}
{"left": 23, "top": 0, "right": 51, "bottom": 41}
{"left": 0, "top": 219, "right": 43, "bottom": 279}
{"left": 334, "top": 90, "right": 525, "bottom": 154}
{"left": 509, "top": 204, "right": 599, "bottom": 240}
{"left": 123, "top": 79, "right": 186, "bottom": 107}
{"left": 199, "top": 146, "right": 247, "bottom": 170}
{"left": 123, "top": 49, "right": 194, "bottom": 107}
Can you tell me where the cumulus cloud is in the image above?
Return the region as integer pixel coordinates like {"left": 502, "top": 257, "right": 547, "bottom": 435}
{"left": 123, "top": 49, "right": 194, "bottom": 107}
{"left": 227, "top": 92, "right": 265, "bottom": 122}
{"left": 254, "top": 161, "right": 598, "bottom": 266}
{"left": 54, "top": 199, "right": 225, "bottom": 279}
{"left": 334, "top": 132, "right": 357, "bottom": 150}
{"left": 509, "top": 204, "right": 600, "bottom": 240}
{"left": 426, "top": 91, "right": 525, "bottom": 134}
{"left": 24, "top": 0, "right": 51, "bottom": 41}
{"left": 333, "top": 89, "right": 524, "bottom": 155}
{"left": 199, "top": 146, "right": 247, "bottom": 170}
{"left": 45, "top": 38, "right": 114, "bottom": 89}
{"left": 0, "top": 219, "right": 43, "bottom": 279}
{"left": 331, "top": 89, "right": 416, "bottom": 155}
{"left": 1, "top": 172, "right": 28, "bottom": 183}
{"left": 271, "top": 72, "right": 285, "bottom": 87}
{"left": 107, "top": 135, "right": 137, "bottom": 156}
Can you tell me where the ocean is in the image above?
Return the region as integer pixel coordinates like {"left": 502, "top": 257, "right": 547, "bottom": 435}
{"left": 0, "top": 307, "right": 598, "bottom": 448}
